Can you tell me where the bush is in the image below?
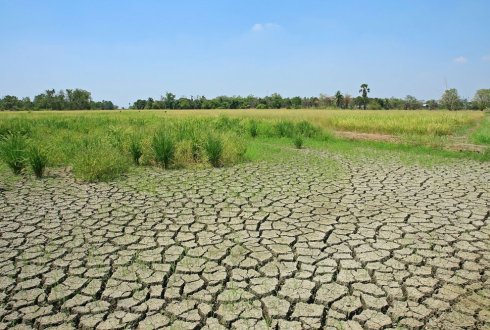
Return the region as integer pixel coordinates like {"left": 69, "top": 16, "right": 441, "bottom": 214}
{"left": 73, "top": 144, "right": 129, "bottom": 182}
{"left": 152, "top": 130, "right": 175, "bottom": 168}
{"left": 128, "top": 134, "right": 143, "bottom": 165}
{"left": 205, "top": 135, "right": 223, "bottom": 167}
{"left": 0, "top": 134, "right": 27, "bottom": 175}
{"left": 28, "top": 145, "right": 48, "bottom": 178}
{"left": 293, "top": 135, "right": 304, "bottom": 149}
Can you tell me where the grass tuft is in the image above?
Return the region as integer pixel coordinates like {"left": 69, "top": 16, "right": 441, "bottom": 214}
{"left": 249, "top": 120, "right": 258, "bottom": 138}
{"left": 152, "top": 130, "right": 175, "bottom": 168}
{"left": 73, "top": 143, "right": 129, "bottom": 182}
{"left": 0, "top": 134, "right": 27, "bottom": 175}
{"left": 293, "top": 135, "right": 304, "bottom": 149}
{"left": 205, "top": 135, "right": 223, "bottom": 167}
{"left": 128, "top": 134, "right": 143, "bottom": 165}
{"left": 28, "top": 145, "right": 48, "bottom": 178}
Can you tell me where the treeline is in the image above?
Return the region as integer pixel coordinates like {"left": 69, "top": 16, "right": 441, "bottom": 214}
{"left": 0, "top": 89, "right": 117, "bottom": 110}
{"left": 2, "top": 88, "right": 490, "bottom": 111}
{"left": 131, "top": 88, "right": 490, "bottom": 110}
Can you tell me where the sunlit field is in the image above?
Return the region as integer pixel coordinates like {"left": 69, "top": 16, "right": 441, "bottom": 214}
{"left": 0, "top": 109, "right": 488, "bottom": 182}
{"left": 2, "top": 109, "right": 483, "bottom": 136}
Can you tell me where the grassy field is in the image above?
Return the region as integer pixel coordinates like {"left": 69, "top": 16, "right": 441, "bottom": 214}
{"left": 0, "top": 109, "right": 488, "bottom": 182}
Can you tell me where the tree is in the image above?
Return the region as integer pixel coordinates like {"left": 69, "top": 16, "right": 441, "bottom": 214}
{"left": 133, "top": 99, "right": 147, "bottom": 109}
{"left": 425, "top": 100, "right": 439, "bottom": 110}
{"left": 343, "top": 94, "right": 352, "bottom": 109}
{"left": 473, "top": 89, "right": 490, "bottom": 110}
{"left": 0, "top": 95, "right": 22, "bottom": 110}
{"left": 163, "top": 92, "right": 176, "bottom": 109}
{"left": 440, "top": 88, "right": 462, "bottom": 110}
{"left": 291, "top": 96, "right": 302, "bottom": 109}
{"left": 66, "top": 89, "right": 91, "bottom": 109}
{"left": 404, "top": 95, "right": 421, "bottom": 110}
{"left": 359, "top": 83, "right": 370, "bottom": 110}
{"left": 334, "top": 91, "right": 344, "bottom": 108}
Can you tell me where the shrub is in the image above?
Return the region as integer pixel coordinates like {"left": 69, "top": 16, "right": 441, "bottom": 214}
{"left": 0, "top": 134, "right": 27, "bottom": 175}
{"left": 152, "top": 130, "right": 175, "bottom": 168}
{"left": 28, "top": 145, "right": 48, "bottom": 178}
{"left": 205, "top": 135, "right": 223, "bottom": 167}
{"left": 73, "top": 144, "right": 129, "bottom": 182}
{"left": 128, "top": 134, "right": 143, "bottom": 165}
{"left": 293, "top": 135, "right": 304, "bottom": 149}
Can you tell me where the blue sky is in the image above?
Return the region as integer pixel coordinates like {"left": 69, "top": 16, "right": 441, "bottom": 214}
{"left": 1, "top": 0, "right": 489, "bottom": 106}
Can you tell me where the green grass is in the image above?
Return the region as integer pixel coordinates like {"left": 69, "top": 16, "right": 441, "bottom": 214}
{"left": 0, "top": 110, "right": 487, "bottom": 182}
{"left": 152, "top": 130, "right": 176, "bottom": 169}
{"left": 28, "top": 145, "right": 48, "bottom": 178}
{"left": 0, "top": 133, "right": 27, "bottom": 175}
{"left": 471, "top": 115, "right": 490, "bottom": 145}
{"left": 205, "top": 134, "right": 224, "bottom": 167}
{"left": 72, "top": 143, "right": 130, "bottom": 182}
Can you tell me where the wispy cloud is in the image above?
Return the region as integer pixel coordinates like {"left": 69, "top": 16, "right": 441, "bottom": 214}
{"left": 482, "top": 55, "right": 490, "bottom": 62}
{"left": 251, "top": 23, "right": 281, "bottom": 32}
{"left": 453, "top": 56, "right": 468, "bottom": 64}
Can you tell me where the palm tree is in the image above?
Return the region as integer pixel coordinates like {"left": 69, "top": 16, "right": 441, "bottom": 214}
{"left": 334, "top": 91, "right": 344, "bottom": 109}
{"left": 359, "top": 83, "right": 370, "bottom": 110}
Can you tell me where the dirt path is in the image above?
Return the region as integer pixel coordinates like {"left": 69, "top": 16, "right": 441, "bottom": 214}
{"left": 0, "top": 150, "right": 489, "bottom": 329}
{"left": 334, "top": 130, "right": 488, "bottom": 153}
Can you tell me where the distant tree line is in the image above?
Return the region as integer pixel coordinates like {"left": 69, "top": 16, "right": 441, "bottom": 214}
{"left": 130, "top": 88, "right": 490, "bottom": 111}
{"left": 2, "top": 87, "right": 489, "bottom": 111}
{"left": 0, "top": 89, "right": 117, "bottom": 110}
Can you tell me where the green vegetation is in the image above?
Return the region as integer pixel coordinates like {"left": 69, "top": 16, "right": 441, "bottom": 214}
{"left": 2, "top": 86, "right": 489, "bottom": 111}
{"left": 152, "top": 130, "right": 176, "bottom": 169}
{"left": 128, "top": 134, "right": 143, "bottom": 165}
{"left": 0, "top": 133, "right": 27, "bottom": 174}
{"left": 28, "top": 145, "right": 48, "bottom": 178}
{"left": 0, "top": 110, "right": 488, "bottom": 182}
{"left": 471, "top": 115, "right": 490, "bottom": 145}
{"left": 73, "top": 142, "right": 130, "bottom": 182}
{"left": 205, "top": 135, "right": 224, "bottom": 167}
{"left": 293, "top": 136, "right": 304, "bottom": 149}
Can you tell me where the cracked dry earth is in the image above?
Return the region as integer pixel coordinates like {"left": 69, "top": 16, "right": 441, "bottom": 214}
{"left": 0, "top": 150, "right": 489, "bottom": 330}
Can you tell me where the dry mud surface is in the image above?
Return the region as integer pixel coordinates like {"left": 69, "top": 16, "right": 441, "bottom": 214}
{"left": 0, "top": 150, "right": 489, "bottom": 330}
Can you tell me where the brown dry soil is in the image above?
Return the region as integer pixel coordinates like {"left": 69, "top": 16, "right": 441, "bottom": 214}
{"left": 0, "top": 149, "right": 489, "bottom": 330}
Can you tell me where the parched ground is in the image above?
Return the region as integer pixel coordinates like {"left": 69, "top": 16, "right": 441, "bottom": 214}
{"left": 0, "top": 150, "right": 489, "bottom": 330}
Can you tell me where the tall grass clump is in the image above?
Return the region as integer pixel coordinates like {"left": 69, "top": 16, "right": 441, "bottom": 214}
{"left": 215, "top": 115, "right": 242, "bottom": 133}
{"left": 73, "top": 143, "right": 129, "bottom": 182}
{"left": 275, "top": 121, "right": 295, "bottom": 138}
{"left": 28, "top": 145, "right": 48, "bottom": 178}
{"left": 296, "top": 120, "right": 321, "bottom": 138}
{"left": 293, "top": 135, "right": 304, "bottom": 149}
{"left": 152, "top": 130, "right": 175, "bottom": 168}
{"left": 205, "top": 135, "right": 223, "bottom": 167}
{"left": 0, "top": 119, "right": 32, "bottom": 139}
{"left": 249, "top": 120, "right": 258, "bottom": 138}
{"left": 128, "top": 134, "right": 143, "bottom": 165}
{"left": 0, "top": 134, "right": 27, "bottom": 175}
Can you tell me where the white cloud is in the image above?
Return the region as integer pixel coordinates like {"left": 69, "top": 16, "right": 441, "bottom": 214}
{"left": 251, "top": 23, "right": 281, "bottom": 32}
{"left": 453, "top": 56, "right": 468, "bottom": 64}
{"left": 482, "top": 55, "right": 490, "bottom": 62}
